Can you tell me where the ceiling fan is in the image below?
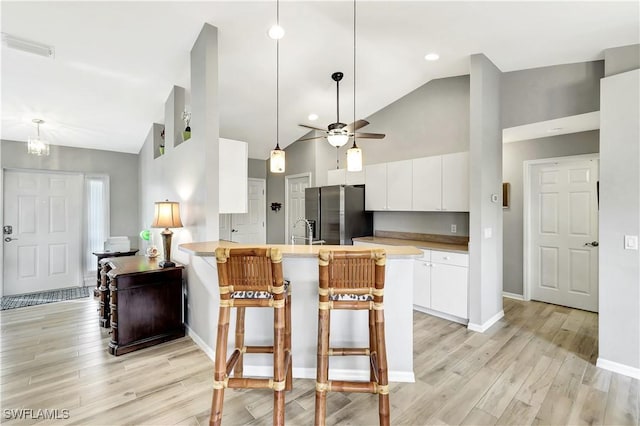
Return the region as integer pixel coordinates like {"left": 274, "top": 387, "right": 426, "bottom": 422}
{"left": 298, "top": 72, "right": 385, "bottom": 147}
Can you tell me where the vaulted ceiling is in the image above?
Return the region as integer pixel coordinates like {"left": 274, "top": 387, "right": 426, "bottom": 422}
{"left": 2, "top": 1, "right": 638, "bottom": 159}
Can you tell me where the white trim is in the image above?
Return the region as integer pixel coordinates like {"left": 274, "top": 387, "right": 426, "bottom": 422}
{"left": 413, "top": 305, "right": 468, "bottom": 326}
{"left": 186, "top": 324, "right": 416, "bottom": 383}
{"left": 284, "top": 172, "right": 312, "bottom": 244}
{"left": 522, "top": 153, "right": 600, "bottom": 302}
{"left": 467, "top": 310, "right": 505, "bottom": 333}
{"left": 596, "top": 357, "right": 640, "bottom": 380}
{"left": 502, "top": 291, "right": 524, "bottom": 301}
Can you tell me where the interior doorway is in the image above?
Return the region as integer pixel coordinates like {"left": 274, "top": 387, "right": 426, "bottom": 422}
{"left": 3, "top": 169, "right": 83, "bottom": 295}
{"left": 285, "top": 173, "right": 311, "bottom": 244}
{"left": 219, "top": 178, "right": 266, "bottom": 243}
{"left": 524, "top": 154, "right": 599, "bottom": 312}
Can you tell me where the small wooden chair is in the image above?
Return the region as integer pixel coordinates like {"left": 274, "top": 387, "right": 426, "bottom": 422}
{"left": 209, "top": 247, "right": 292, "bottom": 426}
{"left": 315, "top": 249, "right": 390, "bottom": 426}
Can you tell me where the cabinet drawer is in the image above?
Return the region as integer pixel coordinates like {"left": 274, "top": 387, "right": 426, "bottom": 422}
{"left": 431, "top": 250, "right": 468, "bottom": 267}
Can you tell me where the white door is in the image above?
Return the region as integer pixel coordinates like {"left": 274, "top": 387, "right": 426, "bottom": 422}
{"left": 3, "top": 170, "right": 83, "bottom": 295}
{"left": 529, "top": 158, "right": 599, "bottom": 312}
{"left": 286, "top": 174, "right": 311, "bottom": 243}
{"left": 230, "top": 179, "right": 266, "bottom": 244}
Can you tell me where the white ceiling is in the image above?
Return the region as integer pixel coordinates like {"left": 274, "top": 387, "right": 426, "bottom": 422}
{"left": 2, "top": 1, "right": 638, "bottom": 159}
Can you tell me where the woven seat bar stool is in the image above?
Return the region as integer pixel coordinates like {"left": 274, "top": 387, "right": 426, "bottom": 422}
{"left": 315, "top": 249, "right": 390, "bottom": 426}
{"left": 209, "top": 247, "right": 292, "bottom": 426}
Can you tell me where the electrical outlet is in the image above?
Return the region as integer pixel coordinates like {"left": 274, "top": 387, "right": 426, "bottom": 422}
{"left": 451, "top": 224, "right": 457, "bottom": 233}
{"left": 625, "top": 235, "right": 638, "bottom": 250}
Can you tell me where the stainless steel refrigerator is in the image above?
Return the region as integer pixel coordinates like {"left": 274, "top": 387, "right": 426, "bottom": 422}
{"left": 305, "top": 185, "right": 373, "bottom": 245}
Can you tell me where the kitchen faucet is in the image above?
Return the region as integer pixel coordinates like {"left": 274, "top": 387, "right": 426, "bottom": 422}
{"left": 291, "top": 218, "right": 313, "bottom": 245}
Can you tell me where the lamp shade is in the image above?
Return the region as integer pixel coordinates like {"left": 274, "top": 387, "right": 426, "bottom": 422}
{"left": 347, "top": 143, "right": 363, "bottom": 172}
{"left": 270, "top": 147, "right": 285, "bottom": 173}
{"left": 327, "top": 133, "right": 349, "bottom": 148}
{"left": 151, "top": 201, "right": 183, "bottom": 228}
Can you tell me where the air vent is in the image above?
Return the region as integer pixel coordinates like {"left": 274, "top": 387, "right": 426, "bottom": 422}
{"left": 2, "top": 33, "right": 55, "bottom": 59}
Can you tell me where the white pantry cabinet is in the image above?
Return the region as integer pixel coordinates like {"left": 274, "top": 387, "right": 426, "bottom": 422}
{"left": 364, "top": 160, "right": 412, "bottom": 211}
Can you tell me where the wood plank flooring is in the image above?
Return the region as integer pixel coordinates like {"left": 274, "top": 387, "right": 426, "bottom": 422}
{"left": 1, "top": 297, "right": 638, "bottom": 425}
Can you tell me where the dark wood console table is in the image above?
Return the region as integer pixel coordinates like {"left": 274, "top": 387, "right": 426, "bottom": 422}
{"left": 92, "top": 249, "right": 138, "bottom": 296}
{"left": 99, "top": 256, "right": 185, "bottom": 356}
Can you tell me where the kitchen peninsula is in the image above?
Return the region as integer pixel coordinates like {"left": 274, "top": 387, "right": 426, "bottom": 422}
{"left": 179, "top": 241, "right": 421, "bottom": 382}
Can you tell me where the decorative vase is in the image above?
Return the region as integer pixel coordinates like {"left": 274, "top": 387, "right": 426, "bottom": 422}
{"left": 146, "top": 245, "right": 159, "bottom": 258}
{"left": 159, "top": 146, "right": 165, "bottom": 155}
{"left": 182, "top": 127, "right": 191, "bottom": 142}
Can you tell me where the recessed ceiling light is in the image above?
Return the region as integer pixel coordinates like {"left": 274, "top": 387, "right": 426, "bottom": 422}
{"left": 424, "top": 53, "right": 440, "bottom": 61}
{"left": 268, "top": 25, "right": 285, "bottom": 40}
{"left": 308, "top": 114, "right": 319, "bottom": 121}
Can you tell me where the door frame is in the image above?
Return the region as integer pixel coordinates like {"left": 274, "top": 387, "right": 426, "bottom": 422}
{"left": 284, "top": 172, "right": 312, "bottom": 244}
{"left": 522, "top": 153, "right": 600, "bottom": 302}
{"left": 2, "top": 168, "right": 85, "bottom": 295}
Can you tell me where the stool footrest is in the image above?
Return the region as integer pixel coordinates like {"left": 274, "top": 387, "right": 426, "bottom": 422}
{"left": 328, "top": 347, "right": 370, "bottom": 356}
{"left": 319, "top": 380, "right": 381, "bottom": 394}
{"left": 225, "top": 348, "right": 242, "bottom": 376}
{"left": 245, "top": 345, "right": 274, "bottom": 354}
{"left": 228, "top": 377, "right": 281, "bottom": 390}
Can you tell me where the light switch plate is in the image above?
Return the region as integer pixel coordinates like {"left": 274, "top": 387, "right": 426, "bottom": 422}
{"left": 484, "top": 227, "right": 492, "bottom": 239}
{"left": 624, "top": 235, "right": 638, "bottom": 250}
{"left": 451, "top": 224, "right": 457, "bottom": 233}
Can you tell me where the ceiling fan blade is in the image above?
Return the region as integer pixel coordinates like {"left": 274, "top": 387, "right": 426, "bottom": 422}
{"left": 354, "top": 132, "right": 386, "bottom": 139}
{"left": 297, "top": 135, "right": 326, "bottom": 142}
{"left": 298, "top": 124, "right": 328, "bottom": 132}
{"left": 345, "top": 119, "right": 370, "bottom": 132}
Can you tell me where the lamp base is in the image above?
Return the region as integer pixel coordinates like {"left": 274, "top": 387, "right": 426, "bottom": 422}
{"left": 159, "top": 260, "right": 176, "bottom": 268}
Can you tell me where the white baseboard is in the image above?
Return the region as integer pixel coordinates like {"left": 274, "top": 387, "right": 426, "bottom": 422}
{"left": 413, "top": 306, "right": 468, "bottom": 325}
{"left": 185, "top": 325, "right": 415, "bottom": 383}
{"left": 597, "top": 357, "right": 640, "bottom": 380}
{"left": 467, "top": 310, "right": 505, "bottom": 333}
{"left": 502, "top": 291, "right": 524, "bottom": 301}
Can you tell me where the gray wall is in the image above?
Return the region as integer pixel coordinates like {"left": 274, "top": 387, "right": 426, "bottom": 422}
{"left": 374, "top": 212, "right": 469, "bottom": 237}
{"left": 249, "top": 158, "right": 267, "bottom": 179}
{"left": 468, "top": 54, "right": 503, "bottom": 328}
{"left": 501, "top": 61, "right": 603, "bottom": 128}
{"left": 604, "top": 44, "right": 640, "bottom": 77}
{"left": 598, "top": 51, "right": 640, "bottom": 371}
{"left": 1, "top": 139, "right": 139, "bottom": 242}
{"left": 502, "top": 131, "right": 600, "bottom": 295}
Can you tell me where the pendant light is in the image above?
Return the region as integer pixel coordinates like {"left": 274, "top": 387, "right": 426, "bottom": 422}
{"left": 27, "top": 118, "right": 50, "bottom": 156}
{"left": 269, "top": 0, "right": 285, "bottom": 173}
{"left": 346, "top": 0, "right": 363, "bottom": 172}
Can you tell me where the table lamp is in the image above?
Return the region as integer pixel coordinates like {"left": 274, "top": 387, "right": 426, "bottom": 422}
{"left": 151, "top": 200, "right": 183, "bottom": 268}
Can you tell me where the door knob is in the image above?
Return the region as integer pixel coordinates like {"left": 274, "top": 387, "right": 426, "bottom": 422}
{"left": 4, "top": 237, "right": 18, "bottom": 242}
{"left": 584, "top": 241, "right": 599, "bottom": 247}
{"left": 231, "top": 229, "right": 238, "bottom": 233}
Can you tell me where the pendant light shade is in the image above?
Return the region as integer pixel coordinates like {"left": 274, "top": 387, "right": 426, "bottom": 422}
{"left": 270, "top": 144, "right": 285, "bottom": 173}
{"left": 27, "top": 119, "right": 50, "bottom": 156}
{"left": 347, "top": 141, "right": 362, "bottom": 172}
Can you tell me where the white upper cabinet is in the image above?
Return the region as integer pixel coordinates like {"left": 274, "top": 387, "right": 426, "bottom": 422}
{"left": 412, "top": 156, "right": 442, "bottom": 211}
{"left": 442, "top": 152, "right": 469, "bottom": 212}
{"left": 411, "top": 151, "right": 469, "bottom": 212}
{"left": 327, "top": 168, "right": 365, "bottom": 186}
{"left": 219, "top": 138, "right": 248, "bottom": 214}
{"left": 365, "top": 160, "right": 412, "bottom": 211}
{"left": 364, "top": 163, "right": 387, "bottom": 210}
{"left": 387, "top": 160, "right": 413, "bottom": 210}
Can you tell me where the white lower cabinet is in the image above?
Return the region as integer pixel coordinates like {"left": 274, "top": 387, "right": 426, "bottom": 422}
{"left": 413, "top": 249, "right": 468, "bottom": 322}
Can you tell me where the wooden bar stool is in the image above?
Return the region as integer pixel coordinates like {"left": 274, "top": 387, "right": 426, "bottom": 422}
{"left": 209, "top": 247, "right": 292, "bottom": 426}
{"left": 315, "top": 249, "right": 390, "bottom": 426}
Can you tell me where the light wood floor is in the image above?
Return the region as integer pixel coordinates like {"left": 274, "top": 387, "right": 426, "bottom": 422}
{"left": 1, "top": 297, "right": 638, "bottom": 425}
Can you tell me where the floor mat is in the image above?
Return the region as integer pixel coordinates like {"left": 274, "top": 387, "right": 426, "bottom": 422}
{"left": 1, "top": 286, "right": 92, "bottom": 310}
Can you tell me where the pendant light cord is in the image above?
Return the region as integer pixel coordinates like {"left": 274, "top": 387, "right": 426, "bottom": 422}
{"left": 276, "top": 0, "right": 280, "bottom": 150}
{"left": 352, "top": 0, "right": 358, "bottom": 148}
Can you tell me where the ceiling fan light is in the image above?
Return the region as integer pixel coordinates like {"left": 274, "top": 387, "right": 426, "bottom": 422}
{"left": 270, "top": 146, "right": 285, "bottom": 173}
{"left": 327, "top": 133, "right": 349, "bottom": 147}
{"left": 268, "top": 25, "right": 285, "bottom": 40}
{"left": 347, "top": 143, "right": 362, "bottom": 172}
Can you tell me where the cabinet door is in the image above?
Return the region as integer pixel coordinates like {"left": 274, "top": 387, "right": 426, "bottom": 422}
{"left": 442, "top": 152, "right": 469, "bottom": 212}
{"left": 327, "top": 169, "right": 346, "bottom": 186}
{"left": 412, "top": 156, "right": 442, "bottom": 211}
{"left": 430, "top": 263, "right": 468, "bottom": 318}
{"left": 413, "top": 260, "right": 431, "bottom": 308}
{"left": 346, "top": 170, "right": 365, "bottom": 185}
{"left": 364, "top": 163, "right": 387, "bottom": 210}
{"left": 386, "top": 160, "right": 413, "bottom": 210}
